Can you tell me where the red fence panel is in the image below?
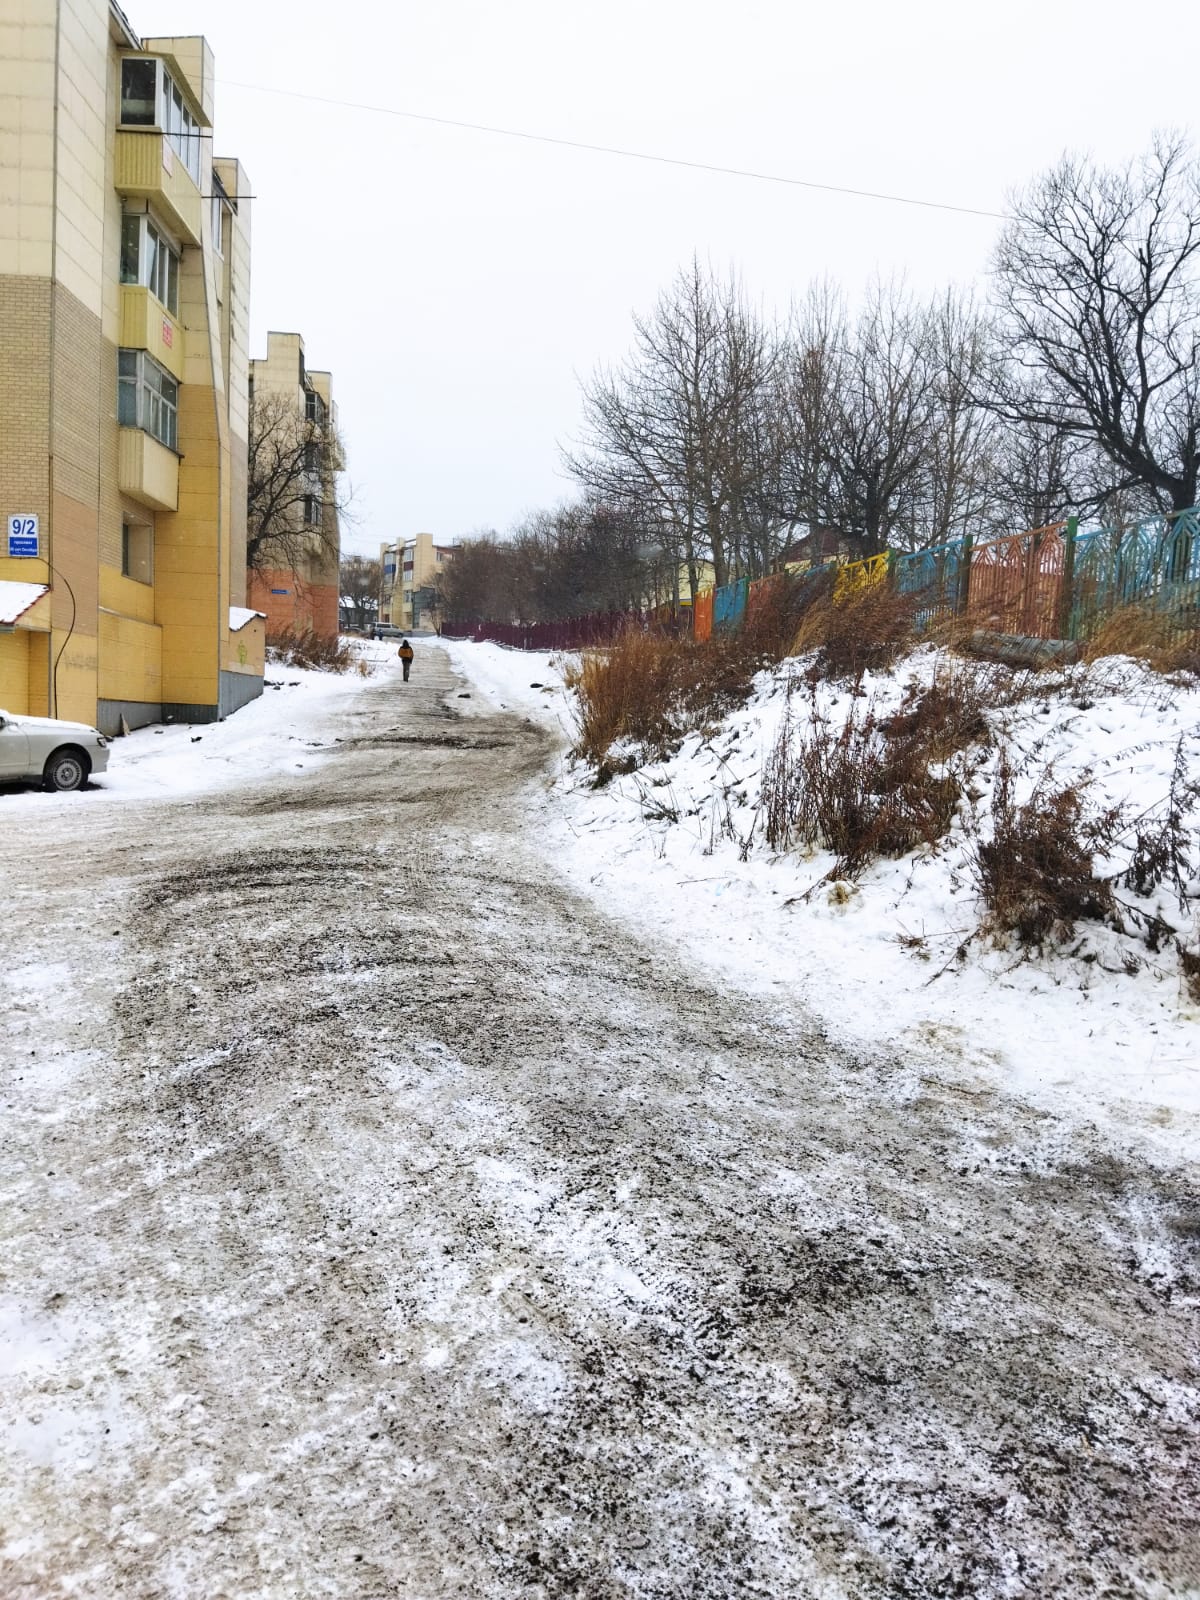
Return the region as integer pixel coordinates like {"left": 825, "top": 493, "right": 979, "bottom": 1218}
{"left": 968, "top": 523, "right": 1066, "bottom": 639}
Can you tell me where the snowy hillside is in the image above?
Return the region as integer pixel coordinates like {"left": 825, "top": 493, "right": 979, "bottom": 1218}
{"left": 444, "top": 639, "right": 1200, "bottom": 1162}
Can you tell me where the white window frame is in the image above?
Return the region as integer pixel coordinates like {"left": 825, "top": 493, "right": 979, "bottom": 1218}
{"left": 120, "top": 212, "right": 180, "bottom": 315}
{"left": 118, "top": 349, "right": 179, "bottom": 451}
{"left": 119, "top": 57, "right": 202, "bottom": 185}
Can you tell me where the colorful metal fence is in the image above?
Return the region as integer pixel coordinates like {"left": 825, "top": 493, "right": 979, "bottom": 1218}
{"left": 834, "top": 552, "right": 890, "bottom": 603}
{"left": 692, "top": 589, "right": 715, "bottom": 643}
{"left": 713, "top": 576, "right": 749, "bottom": 632}
{"left": 448, "top": 506, "right": 1199, "bottom": 652}
{"left": 443, "top": 611, "right": 638, "bottom": 651}
{"left": 1068, "top": 509, "right": 1200, "bottom": 638}
{"left": 889, "top": 509, "right": 1199, "bottom": 644}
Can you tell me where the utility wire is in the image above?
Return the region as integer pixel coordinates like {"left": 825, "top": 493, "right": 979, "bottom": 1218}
{"left": 217, "top": 78, "right": 1008, "bottom": 221}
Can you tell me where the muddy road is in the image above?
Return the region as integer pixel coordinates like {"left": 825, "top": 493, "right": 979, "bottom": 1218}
{"left": 1, "top": 647, "right": 1197, "bottom": 1598}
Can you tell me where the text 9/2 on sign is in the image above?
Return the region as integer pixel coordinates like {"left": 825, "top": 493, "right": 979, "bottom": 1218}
{"left": 7, "top": 516, "right": 40, "bottom": 558}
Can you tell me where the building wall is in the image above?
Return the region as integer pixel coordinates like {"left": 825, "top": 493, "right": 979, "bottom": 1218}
{"left": 245, "top": 569, "right": 337, "bottom": 640}
{"left": 248, "top": 332, "right": 341, "bottom": 642}
{"left": 0, "top": 2, "right": 258, "bottom": 732}
{"left": 379, "top": 533, "right": 453, "bottom": 628}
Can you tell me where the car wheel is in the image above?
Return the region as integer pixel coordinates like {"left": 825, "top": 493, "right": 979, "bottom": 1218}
{"left": 43, "top": 748, "right": 89, "bottom": 793}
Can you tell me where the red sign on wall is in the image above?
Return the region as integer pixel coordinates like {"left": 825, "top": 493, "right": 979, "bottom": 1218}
{"left": 162, "top": 319, "right": 174, "bottom": 349}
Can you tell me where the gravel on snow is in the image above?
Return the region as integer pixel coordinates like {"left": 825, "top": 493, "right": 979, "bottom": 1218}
{"left": 0, "top": 646, "right": 1197, "bottom": 1599}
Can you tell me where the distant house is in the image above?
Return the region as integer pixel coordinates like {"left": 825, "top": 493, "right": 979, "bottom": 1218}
{"left": 247, "top": 332, "right": 342, "bottom": 644}
{"left": 378, "top": 534, "right": 455, "bottom": 631}
{"left": 778, "top": 527, "right": 849, "bottom": 571}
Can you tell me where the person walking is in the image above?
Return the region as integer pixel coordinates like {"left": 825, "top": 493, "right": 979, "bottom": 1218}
{"left": 398, "top": 638, "right": 415, "bottom": 682}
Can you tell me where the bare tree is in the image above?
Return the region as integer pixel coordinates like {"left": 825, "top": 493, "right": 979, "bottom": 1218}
{"left": 568, "top": 258, "right": 783, "bottom": 591}
{"left": 438, "top": 531, "right": 514, "bottom": 623}
{"left": 338, "top": 554, "right": 381, "bottom": 630}
{"left": 246, "top": 392, "right": 347, "bottom": 578}
{"left": 811, "top": 281, "right": 939, "bottom": 556}
{"left": 923, "top": 290, "right": 997, "bottom": 547}
{"left": 988, "top": 136, "right": 1200, "bottom": 516}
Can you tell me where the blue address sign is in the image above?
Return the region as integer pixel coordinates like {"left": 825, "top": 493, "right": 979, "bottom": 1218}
{"left": 7, "top": 515, "right": 40, "bottom": 558}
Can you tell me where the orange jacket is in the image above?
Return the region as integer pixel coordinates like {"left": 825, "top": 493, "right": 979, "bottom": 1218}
{"left": 398, "top": 644, "right": 414, "bottom": 661}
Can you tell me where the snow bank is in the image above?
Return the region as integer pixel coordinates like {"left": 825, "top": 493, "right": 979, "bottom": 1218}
{"left": 445, "top": 639, "right": 1200, "bottom": 1163}
{"left": 0, "top": 638, "right": 397, "bottom": 813}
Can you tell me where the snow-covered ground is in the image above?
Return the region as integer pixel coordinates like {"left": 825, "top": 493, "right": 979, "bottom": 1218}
{"left": 441, "top": 638, "right": 1200, "bottom": 1164}
{"left": 3, "top": 637, "right": 1196, "bottom": 1594}
{"left": 0, "top": 637, "right": 400, "bottom": 812}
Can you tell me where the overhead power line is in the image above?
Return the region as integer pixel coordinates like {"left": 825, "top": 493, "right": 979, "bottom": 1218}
{"left": 217, "top": 78, "right": 1008, "bottom": 222}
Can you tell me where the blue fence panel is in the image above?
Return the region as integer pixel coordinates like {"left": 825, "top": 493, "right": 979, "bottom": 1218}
{"left": 713, "top": 577, "right": 749, "bottom": 632}
{"left": 894, "top": 539, "right": 967, "bottom": 630}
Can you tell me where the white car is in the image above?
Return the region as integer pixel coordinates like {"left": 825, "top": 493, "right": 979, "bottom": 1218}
{"left": 0, "top": 709, "right": 109, "bottom": 792}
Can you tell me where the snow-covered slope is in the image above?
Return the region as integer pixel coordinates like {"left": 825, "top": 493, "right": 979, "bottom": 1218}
{"left": 443, "top": 638, "right": 1200, "bottom": 1162}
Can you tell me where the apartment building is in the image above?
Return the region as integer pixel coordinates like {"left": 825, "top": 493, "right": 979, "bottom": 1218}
{"left": 247, "top": 331, "right": 341, "bottom": 642}
{"left": 0, "top": 0, "right": 262, "bottom": 734}
{"left": 379, "top": 533, "right": 454, "bottom": 631}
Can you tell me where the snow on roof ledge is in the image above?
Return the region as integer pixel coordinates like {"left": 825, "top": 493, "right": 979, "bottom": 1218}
{"left": 0, "top": 581, "right": 50, "bottom": 627}
{"left": 229, "top": 606, "right": 266, "bottom": 632}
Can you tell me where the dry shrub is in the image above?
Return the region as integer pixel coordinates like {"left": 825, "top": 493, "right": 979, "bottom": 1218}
{"left": 741, "top": 567, "right": 835, "bottom": 662}
{"left": 267, "top": 627, "right": 357, "bottom": 673}
{"left": 792, "top": 579, "right": 918, "bottom": 681}
{"left": 1082, "top": 604, "right": 1200, "bottom": 675}
{"left": 763, "top": 687, "right": 974, "bottom": 877}
{"left": 572, "top": 627, "right": 753, "bottom": 779}
{"left": 974, "top": 758, "right": 1122, "bottom": 947}
{"left": 879, "top": 660, "right": 992, "bottom": 763}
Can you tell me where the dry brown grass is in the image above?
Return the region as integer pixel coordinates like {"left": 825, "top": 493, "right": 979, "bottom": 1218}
{"left": 791, "top": 580, "right": 919, "bottom": 681}
{"left": 1081, "top": 604, "right": 1200, "bottom": 675}
{"left": 762, "top": 701, "right": 961, "bottom": 876}
{"left": 879, "top": 660, "right": 992, "bottom": 763}
{"left": 571, "top": 628, "right": 756, "bottom": 780}
{"left": 267, "top": 628, "right": 359, "bottom": 673}
{"left": 973, "top": 759, "right": 1122, "bottom": 948}
{"left": 761, "top": 663, "right": 993, "bottom": 877}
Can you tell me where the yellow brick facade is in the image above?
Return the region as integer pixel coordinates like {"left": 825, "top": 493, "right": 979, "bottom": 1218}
{"left": 0, "top": 0, "right": 259, "bottom": 733}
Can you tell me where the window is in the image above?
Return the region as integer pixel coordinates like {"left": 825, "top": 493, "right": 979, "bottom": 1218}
{"left": 211, "top": 187, "right": 225, "bottom": 257}
{"left": 120, "top": 213, "right": 179, "bottom": 314}
{"left": 120, "top": 58, "right": 157, "bottom": 124}
{"left": 121, "top": 521, "right": 153, "bottom": 584}
{"left": 119, "top": 57, "right": 201, "bottom": 184}
{"left": 118, "top": 350, "right": 179, "bottom": 450}
{"left": 305, "top": 390, "right": 326, "bottom": 427}
{"left": 303, "top": 495, "right": 321, "bottom": 526}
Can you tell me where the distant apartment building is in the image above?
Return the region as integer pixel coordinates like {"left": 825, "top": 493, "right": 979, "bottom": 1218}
{"left": 247, "top": 332, "right": 341, "bottom": 642}
{"left": 0, "top": 0, "right": 263, "bottom": 733}
{"left": 379, "top": 533, "right": 454, "bottom": 631}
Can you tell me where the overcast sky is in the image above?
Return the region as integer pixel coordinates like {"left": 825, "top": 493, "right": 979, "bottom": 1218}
{"left": 138, "top": 0, "right": 1195, "bottom": 556}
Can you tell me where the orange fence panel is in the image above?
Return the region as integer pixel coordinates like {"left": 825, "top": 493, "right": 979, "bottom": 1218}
{"left": 968, "top": 522, "right": 1066, "bottom": 639}
{"left": 693, "top": 589, "right": 714, "bottom": 642}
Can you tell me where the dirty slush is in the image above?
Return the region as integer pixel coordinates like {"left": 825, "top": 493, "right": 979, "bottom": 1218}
{"left": 1, "top": 648, "right": 1196, "bottom": 1598}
